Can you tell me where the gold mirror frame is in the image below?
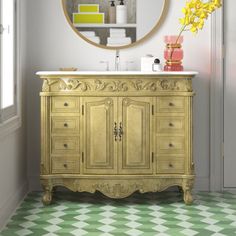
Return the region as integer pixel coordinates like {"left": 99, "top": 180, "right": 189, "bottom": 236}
{"left": 62, "top": 0, "right": 169, "bottom": 50}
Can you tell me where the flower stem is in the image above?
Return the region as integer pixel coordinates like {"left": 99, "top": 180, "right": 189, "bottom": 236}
{"left": 170, "top": 25, "right": 187, "bottom": 60}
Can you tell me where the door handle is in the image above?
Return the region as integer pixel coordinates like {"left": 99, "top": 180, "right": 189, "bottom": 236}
{"left": 114, "top": 122, "right": 118, "bottom": 141}
{"left": 0, "top": 24, "right": 4, "bottom": 34}
{"left": 0, "top": 24, "right": 10, "bottom": 34}
{"left": 119, "top": 122, "right": 123, "bottom": 141}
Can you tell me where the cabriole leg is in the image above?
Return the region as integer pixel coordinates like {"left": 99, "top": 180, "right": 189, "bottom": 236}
{"left": 42, "top": 186, "right": 53, "bottom": 205}
{"left": 182, "top": 179, "right": 194, "bottom": 205}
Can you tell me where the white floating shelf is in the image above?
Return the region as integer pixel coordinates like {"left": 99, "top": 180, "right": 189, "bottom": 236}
{"left": 74, "top": 23, "right": 137, "bottom": 28}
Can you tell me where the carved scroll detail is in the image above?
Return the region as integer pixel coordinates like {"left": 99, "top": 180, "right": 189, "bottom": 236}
{"left": 94, "top": 80, "right": 129, "bottom": 92}
{"left": 93, "top": 183, "right": 140, "bottom": 199}
{"left": 132, "top": 79, "right": 192, "bottom": 92}
{"left": 41, "top": 78, "right": 193, "bottom": 92}
{"left": 132, "top": 80, "right": 158, "bottom": 91}
{"left": 59, "top": 79, "right": 91, "bottom": 91}
{"left": 41, "top": 177, "right": 194, "bottom": 202}
{"left": 42, "top": 79, "right": 58, "bottom": 92}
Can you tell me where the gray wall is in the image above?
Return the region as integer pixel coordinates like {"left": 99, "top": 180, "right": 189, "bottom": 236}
{"left": 24, "top": 0, "right": 211, "bottom": 190}
{"left": 0, "top": 130, "right": 27, "bottom": 228}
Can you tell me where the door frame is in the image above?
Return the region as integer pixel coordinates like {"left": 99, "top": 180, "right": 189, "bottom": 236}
{"left": 210, "top": 5, "right": 224, "bottom": 191}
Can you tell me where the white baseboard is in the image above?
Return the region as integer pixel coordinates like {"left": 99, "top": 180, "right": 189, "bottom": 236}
{"left": 29, "top": 175, "right": 210, "bottom": 192}
{"left": 0, "top": 181, "right": 29, "bottom": 230}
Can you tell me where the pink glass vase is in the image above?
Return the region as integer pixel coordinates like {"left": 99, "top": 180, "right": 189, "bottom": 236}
{"left": 164, "top": 35, "right": 184, "bottom": 71}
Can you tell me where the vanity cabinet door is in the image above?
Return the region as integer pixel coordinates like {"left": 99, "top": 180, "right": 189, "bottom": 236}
{"left": 118, "top": 97, "right": 153, "bottom": 174}
{"left": 82, "top": 97, "right": 117, "bottom": 174}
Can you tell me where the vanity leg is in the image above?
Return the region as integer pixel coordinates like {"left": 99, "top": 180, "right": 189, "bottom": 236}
{"left": 182, "top": 179, "right": 194, "bottom": 205}
{"left": 42, "top": 186, "right": 53, "bottom": 205}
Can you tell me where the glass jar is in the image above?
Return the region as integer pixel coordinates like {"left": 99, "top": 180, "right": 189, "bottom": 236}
{"left": 164, "top": 35, "right": 184, "bottom": 71}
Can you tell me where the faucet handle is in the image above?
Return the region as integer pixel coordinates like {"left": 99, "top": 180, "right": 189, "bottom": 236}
{"left": 125, "top": 61, "right": 134, "bottom": 71}
{"left": 100, "top": 61, "right": 110, "bottom": 71}
{"left": 115, "top": 50, "right": 120, "bottom": 71}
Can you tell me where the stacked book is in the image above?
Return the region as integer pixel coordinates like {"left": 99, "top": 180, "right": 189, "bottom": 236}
{"left": 79, "top": 31, "right": 100, "bottom": 44}
{"left": 107, "top": 28, "right": 131, "bottom": 47}
{"left": 73, "top": 4, "right": 105, "bottom": 24}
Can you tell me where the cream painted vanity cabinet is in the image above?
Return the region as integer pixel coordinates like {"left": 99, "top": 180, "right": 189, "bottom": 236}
{"left": 37, "top": 71, "right": 197, "bottom": 205}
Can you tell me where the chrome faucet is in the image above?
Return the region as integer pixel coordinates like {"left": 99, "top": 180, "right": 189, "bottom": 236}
{"left": 115, "top": 50, "right": 120, "bottom": 71}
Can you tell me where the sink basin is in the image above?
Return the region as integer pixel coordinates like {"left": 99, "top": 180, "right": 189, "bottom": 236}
{"left": 36, "top": 71, "right": 198, "bottom": 76}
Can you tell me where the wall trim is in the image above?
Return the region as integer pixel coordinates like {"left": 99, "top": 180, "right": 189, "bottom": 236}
{"left": 0, "top": 181, "right": 29, "bottom": 230}
{"left": 210, "top": 6, "right": 224, "bottom": 191}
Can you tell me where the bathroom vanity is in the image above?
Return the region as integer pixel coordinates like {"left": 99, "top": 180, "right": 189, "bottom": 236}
{"left": 37, "top": 71, "right": 197, "bottom": 205}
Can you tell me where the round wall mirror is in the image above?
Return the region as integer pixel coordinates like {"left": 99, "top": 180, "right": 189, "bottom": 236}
{"left": 62, "top": 0, "right": 168, "bottom": 50}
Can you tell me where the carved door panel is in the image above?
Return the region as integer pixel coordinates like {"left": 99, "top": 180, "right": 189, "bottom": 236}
{"left": 82, "top": 97, "right": 117, "bottom": 174}
{"left": 118, "top": 97, "right": 153, "bottom": 174}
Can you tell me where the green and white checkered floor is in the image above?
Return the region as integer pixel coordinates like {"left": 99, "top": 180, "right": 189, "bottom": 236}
{"left": 1, "top": 191, "right": 236, "bottom": 236}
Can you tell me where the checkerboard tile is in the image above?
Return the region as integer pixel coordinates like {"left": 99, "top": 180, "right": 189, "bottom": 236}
{"left": 1, "top": 191, "right": 236, "bottom": 236}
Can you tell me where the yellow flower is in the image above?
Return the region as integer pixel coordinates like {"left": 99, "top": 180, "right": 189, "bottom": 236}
{"left": 179, "top": 0, "right": 222, "bottom": 34}
{"left": 170, "top": 0, "right": 222, "bottom": 61}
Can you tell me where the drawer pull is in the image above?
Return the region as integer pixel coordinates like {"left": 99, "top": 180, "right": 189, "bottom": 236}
{"left": 169, "top": 163, "right": 173, "bottom": 168}
{"left": 64, "top": 144, "right": 68, "bottom": 148}
{"left": 63, "top": 164, "right": 68, "bottom": 168}
{"left": 169, "top": 143, "right": 174, "bottom": 147}
{"left": 64, "top": 123, "right": 68, "bottom": 127}
{"left": 169, "top": 123, "right": 174, "bottom": 127}
{"left": 64, "top": 102, "right": 69, "bottom": 107}
{"left": 169, "top": 102, "right": 174, "bottom": 107}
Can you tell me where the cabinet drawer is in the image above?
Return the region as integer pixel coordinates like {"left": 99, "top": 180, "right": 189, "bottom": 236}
{"left": 52, "top": 157, "right": 79, "bottom": 174}
{"left": 51, "top": 117, "right": 80, "bottom": 133}
{"left": 51, "top": 136, "right": 79, "bottom": 154}
{"left": 157, "top": 159, "right": 184, "bottom": 174}
{"left": 156, "top": 117, "right": 185, "bottom": 134}
{"left": 156, "top": 97, "right": 185, "bottom": 113}
{"left": 157, "top": 137, "right": 185, "bottom": 154}
{"left": 51, "top": 97, "right": 80, "bottom": 113}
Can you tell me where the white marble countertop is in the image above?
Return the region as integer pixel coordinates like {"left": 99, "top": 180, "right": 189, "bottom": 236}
{"left": 36, "top": 71, "right": 198, "bottom": 76}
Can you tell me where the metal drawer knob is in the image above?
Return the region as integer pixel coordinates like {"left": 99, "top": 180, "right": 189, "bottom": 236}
{"left": 169, "top": 163, "right": 173, "bottom": 168}
{"left": 169, "top": 143, "right": 173, "bottom": 147}
{"left": 64, "top": 102, "right": 69, "bottom": 107}
{"left": 64, "top": 123, "right": 68, "bottom": 127}
{"left": 64, "top": 144, "right": 68, "bottom": 148}
{"left": 169, "top": 123, "right": 174, "bottom": 127}
{"left": 63, "top": 164, "right": 68, "bottom": 168}
{"left": 169, "top": 102, "right": 174, "bottom": 107}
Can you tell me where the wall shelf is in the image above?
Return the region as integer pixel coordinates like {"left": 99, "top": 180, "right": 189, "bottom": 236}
{"left": 74, "top": 23, "right": 137, "bottom": 28}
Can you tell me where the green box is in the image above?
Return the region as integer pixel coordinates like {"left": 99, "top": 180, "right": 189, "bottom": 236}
{"left": 73, "top": 13, "right": 104, "bottom": 24}
{"left": 78, "top": 4, "right": 99, "bottom": 13}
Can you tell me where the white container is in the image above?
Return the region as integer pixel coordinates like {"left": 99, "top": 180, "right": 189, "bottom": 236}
{"left": 152, "top": 59, "right": 162, "bottom": 72}
{"left": 141, "top": 55, "right": 155, "bottom": 72}
{"left": 152, "top": 63, "right": 162, "bottom": 72}
{"left": 109, "top": 1, "right": 116, "bottom": 24}
{"left": 116, "top": 5, "right": 127, "bottom": 24}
